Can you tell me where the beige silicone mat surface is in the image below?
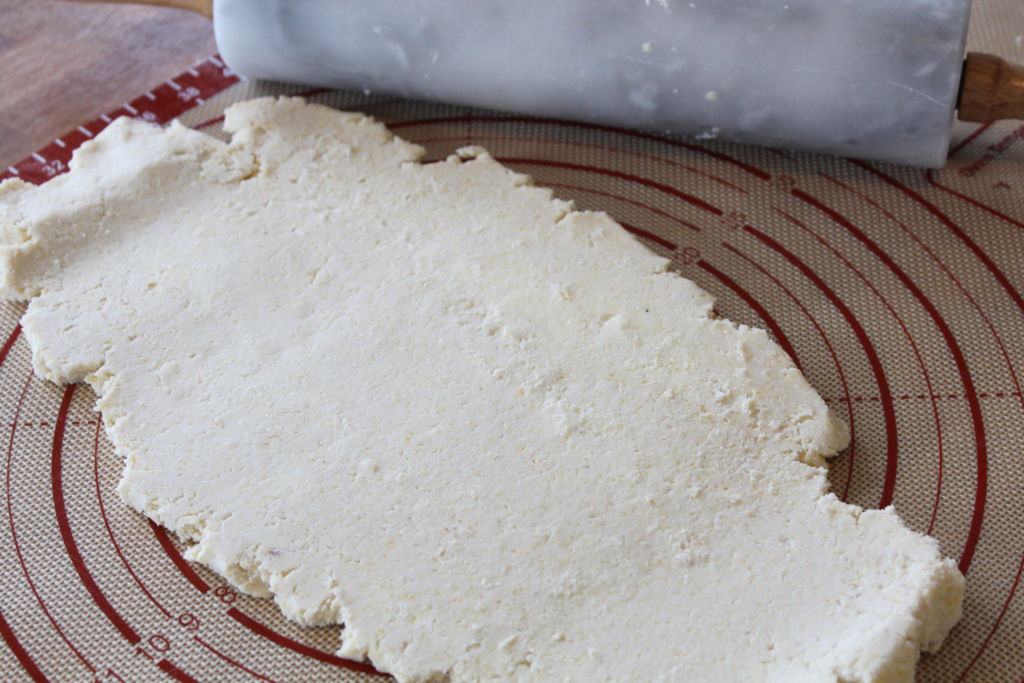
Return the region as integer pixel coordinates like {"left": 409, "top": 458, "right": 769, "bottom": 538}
{"left": 2, "top": 4, "right": 1023, "bottom": 682}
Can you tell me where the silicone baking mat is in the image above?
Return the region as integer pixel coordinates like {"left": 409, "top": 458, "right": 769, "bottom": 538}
{"left": 2, "top": 9, "right": 1023, "bottom": 682}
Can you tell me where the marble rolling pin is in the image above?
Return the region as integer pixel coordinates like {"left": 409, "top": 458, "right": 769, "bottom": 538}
{"left": 88, "top": 0, "right": 1024, "bottom": 167}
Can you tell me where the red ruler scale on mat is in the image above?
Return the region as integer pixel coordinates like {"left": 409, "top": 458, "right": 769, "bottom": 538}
{"left": 2, "top": 50, "right": 1024, "bottom": 683}
{"left": 1, "top": 56, "right": 239, "bottom": 186}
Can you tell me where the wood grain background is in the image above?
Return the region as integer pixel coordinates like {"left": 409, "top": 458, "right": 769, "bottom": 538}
{"left": 0, "top": 0, "right": 216, "bottom": 168}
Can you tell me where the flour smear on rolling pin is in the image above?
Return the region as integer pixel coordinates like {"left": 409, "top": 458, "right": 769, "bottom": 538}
{"left": 214, "top": 0, "right": 972, "bottom": 166}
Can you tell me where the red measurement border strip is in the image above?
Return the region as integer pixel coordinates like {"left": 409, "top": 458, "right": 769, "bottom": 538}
{"left": 0, "top": 56, "right": 239, "bottom": 186}
{"left": 226, "top": 608, "right": 387, "bottom": 677}
{"left": 51, "top": 384, "right": 141, "bottom": 645}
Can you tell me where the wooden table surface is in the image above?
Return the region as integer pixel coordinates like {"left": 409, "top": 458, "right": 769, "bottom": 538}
{"left": 0, "top": 0, "right": 216, "bottom": 169}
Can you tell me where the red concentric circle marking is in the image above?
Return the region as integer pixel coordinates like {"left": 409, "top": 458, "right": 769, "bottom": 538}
{"left": 156, "top": 658, "right": 201, "bottom": 683}
{"left": 7, "top": 369, "right": 96, "bottom": 673}
{"left": 855, "top": 157, "right": 1024, "bottom": 681}
{"left": 51, "top": 384, "right": 141, "bottom": 644}
{"left": 858, "top": 162, "right": 1024, "bottom": 322}
{"left": 718, "top": 242, "right": 859, "bottom": 502}
{"left": 771, "top": 203, "right": 942, "bottom": 515}
{"left": 949, "top": 123, "right": 993, "bottom": 156}
{"left": 696, "top": 259, "right": 801, "bottom": 370}
{"left": 494, "top": 158, "right": 724, "bottom": 217}
{"left": 744, "top": 223, "right": 899, "bottom": 509}
{"left": 0, "top": 324, "right": 20, "bottom": 369}
{"left": 226, "top": 608, "right": 387, "bottom": 677}
{"left": 408, "top": 134, "right": 749, "bottom": 195}
{"left": 926, "top": 168, "right": 1024, "bottom": 233}
{"left": 386, "top": 115, "right": 771, "bottom": 180}
{"left": 618, "top": 223, "right": 680, "bottom": 253}
{"left": 791, "top": 188, "right": 988, "bottom": 575}
{"left": 149, "top": 519, "right": 211, "bottom": 594}
{"left": 541, "top": 182, "right": 698, "bottom": 236}
{"left": 192, "top": 635, "right": 281, "bottom": 683}
{"left": 93, "top": 416, "right": 173, "bottom": 619}
{"left": 0, "top": 606, "right": 49, "bottom": 683}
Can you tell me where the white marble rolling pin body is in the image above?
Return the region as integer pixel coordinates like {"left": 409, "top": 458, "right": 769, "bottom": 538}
{"left": 214, "top": 0, "right": 972, "bottom": 167}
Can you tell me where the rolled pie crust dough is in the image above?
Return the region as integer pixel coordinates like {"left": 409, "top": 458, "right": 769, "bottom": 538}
{"left": 0, "top": 98, "right": 963, "bottom": 683}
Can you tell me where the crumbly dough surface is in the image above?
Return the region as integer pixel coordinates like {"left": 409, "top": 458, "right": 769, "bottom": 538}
{"left": 0, "top": 98, "right": 963, "bottom": 683}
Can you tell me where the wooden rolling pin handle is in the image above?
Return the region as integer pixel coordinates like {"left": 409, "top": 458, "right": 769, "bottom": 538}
{"left": 959, "top": 52, "right": 1024, "bottom": 122}
{"left": 65, "top": 0, "right": 213, "bottom": 19}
